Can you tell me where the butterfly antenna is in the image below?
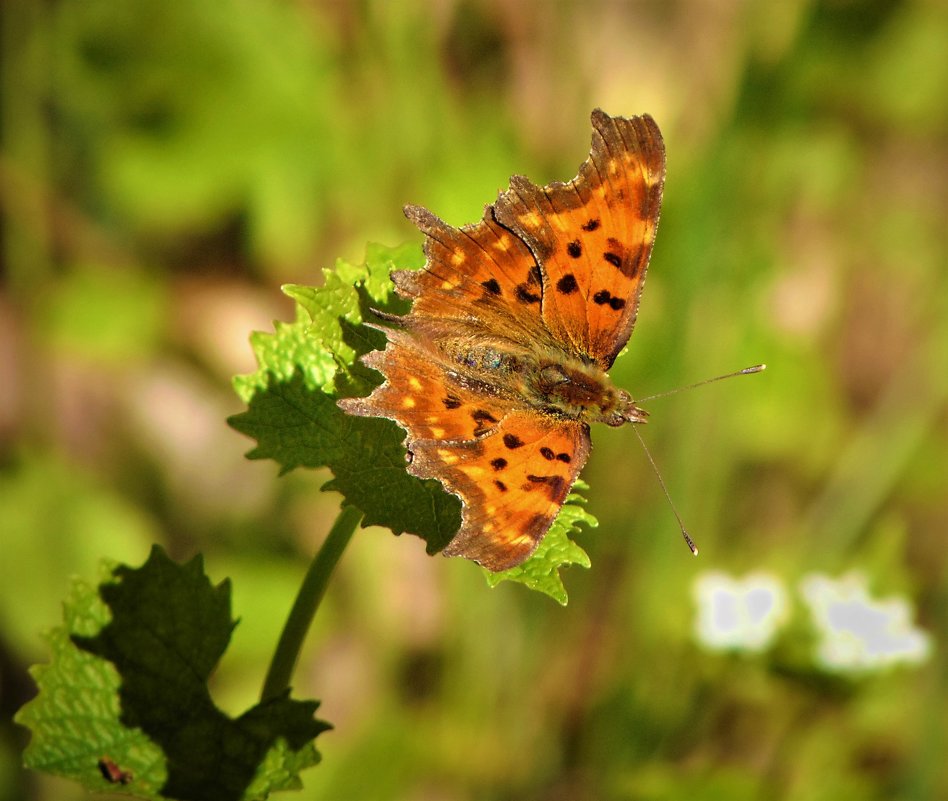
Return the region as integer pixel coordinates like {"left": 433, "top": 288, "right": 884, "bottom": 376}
{"left": 632, "top": 425, "right": 698, "bottom": 556}
{"left": 637, "top": 364, "right": 766, "bottom": 403}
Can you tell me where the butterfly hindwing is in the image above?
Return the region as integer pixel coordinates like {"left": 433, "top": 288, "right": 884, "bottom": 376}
{"left": 394, "top": 206, "right": 555, "bottom": 347}
{"left": 339, "top": 330, "right": 509, "bottom": 443}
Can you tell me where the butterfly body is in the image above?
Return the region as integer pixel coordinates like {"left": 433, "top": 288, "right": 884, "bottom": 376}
{"left": 392, "top": 311, "right": 650, "bottom": 423}
{"left": 341, "top": 110, "right": 665, "bottom": 571}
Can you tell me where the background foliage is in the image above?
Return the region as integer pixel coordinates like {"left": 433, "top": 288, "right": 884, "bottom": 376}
{"left": 2, "top": 1, "right": 946, "bottom": 799}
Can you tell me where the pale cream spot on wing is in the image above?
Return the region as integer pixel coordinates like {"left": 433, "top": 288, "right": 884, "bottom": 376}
{"left": 608, "top": 158, "right": 619, "bottom": 175}
{"left": 644, "top": 170, "right": 662, "bottom": 188}
{"left": 408, "top": 377, "right": 423, "bottom": 391}
{"left": 492, "top": 237, "right": 509, "bottom": 251}
{"left": 437, "top": 449, "right": 459, "bottom": 464}
{"left": 425, "top": 415, "right": 439, "bottom": 424}
{"left": 430, "top": 427, "right": 446, "bottom": 438}
{"left": 483, "top": 523, "right": 494, "bottom": 533}
{"left": 464, "top": 466, "right": 485, "bottom": 478}
{"left": 440, "top": 280, "right": 456, "bottom": 290}
{"left": 518, "top": 211, "right": 542, "bottom": 230}
{"left": 486, "top": 505, "right": 496, "bottom": 515}
{"left": 450, "top": 249, "right": 465, "bottom": 266}
{"left": 402, "top": 397, "right": 416, "bottom": 408}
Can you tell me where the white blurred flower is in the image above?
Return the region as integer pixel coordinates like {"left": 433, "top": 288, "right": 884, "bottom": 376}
{"left": 800, "top": 572, "right": 931, "bottom": 672}
{"left": 693, "top": 571, "right": 789, "bottom": 652}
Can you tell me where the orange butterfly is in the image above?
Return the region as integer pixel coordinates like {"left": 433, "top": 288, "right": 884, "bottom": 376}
{"left": 340, "top": 110, "right": 665, "bottom": 571}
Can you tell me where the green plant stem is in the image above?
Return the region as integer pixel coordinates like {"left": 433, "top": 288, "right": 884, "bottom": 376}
{"left": 261, "top": 504, "right": 361, "bottom": 701}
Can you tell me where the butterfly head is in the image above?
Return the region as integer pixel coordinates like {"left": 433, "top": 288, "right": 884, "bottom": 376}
{"left": 608, "top": 389, "right": 649, "bottom": 427}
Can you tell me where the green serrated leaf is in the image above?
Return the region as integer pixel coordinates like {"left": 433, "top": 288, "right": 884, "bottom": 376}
{"left": 229, "top": 244, "right": 460, "bottom": 554}
{"left": 17, "top": 547, "right": 329, "bottom": 801}
{"left": 484, "top": 481, "right": 598, "bottom": 605}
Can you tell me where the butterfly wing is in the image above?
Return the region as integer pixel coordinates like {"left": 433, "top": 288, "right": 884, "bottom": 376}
{"left": 412, "top": 410, "right": 590, "bottom": 571}
{"left": 393, "top": 205, "right": 556, "bottom": 348}
{"left": 492, "top": 110, "right": 665, "bottom": 368}
{"left": 341, "top": 333, "right": 591, "bottom": 571}
{"left": 340, "top": 329, "right": 510, "bottom": 443}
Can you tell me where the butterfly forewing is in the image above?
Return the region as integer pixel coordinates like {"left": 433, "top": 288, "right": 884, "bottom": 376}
{"left": 493, "top": 111, "right": 665, "bottom": 368}
{"left": 411, "top": 412, "right": 591, "bottom": 571}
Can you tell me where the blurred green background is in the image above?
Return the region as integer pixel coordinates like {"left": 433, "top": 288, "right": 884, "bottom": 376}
{"left": 2, "top": 0, "right": 946, "bottom": 799}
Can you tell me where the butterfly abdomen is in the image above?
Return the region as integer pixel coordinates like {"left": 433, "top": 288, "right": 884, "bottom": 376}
{"left": 447, "top": 343, "right": 510, "bottom": 372}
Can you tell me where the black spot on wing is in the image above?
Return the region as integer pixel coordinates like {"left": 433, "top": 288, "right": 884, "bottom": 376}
{"left": 503, "top": 433, "right": 524, "bottom": 449}
{"left": 556, "top": 274, "right": 578, "bottom": 294}
{"left": 593, "top": 289, "right": 626, "bottom": 310}
{"left": 524, "top": 474, "right": 568, "bottom": 500}
{"left": 516, "top": 284, "right": 541, "bottom": 304}
{"left": 604, "top": 237, "right": 637, "bottom": 278}
{"left": 481, "top": 278, "right": 501, "bottom": 295}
